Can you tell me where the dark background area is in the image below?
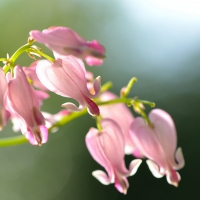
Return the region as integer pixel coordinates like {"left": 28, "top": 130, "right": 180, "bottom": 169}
{"left": 0, "top": 0, "right": 199, "bottom": 199}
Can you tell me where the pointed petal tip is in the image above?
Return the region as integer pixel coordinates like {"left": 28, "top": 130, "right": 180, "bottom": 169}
{"left": 129, "top": 159, "right": 142, "bottom": 176}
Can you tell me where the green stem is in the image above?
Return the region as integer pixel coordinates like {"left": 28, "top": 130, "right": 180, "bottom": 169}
{"left": 0, "top": 97, "right": 151, "bottom": 147}
{"left": 97, "top": 98, "right": 132, "bottom": 106}
{"left": 0, "top": 58, "right": 8, "bottom": 62}
{"left": 27, "top": 49, "right": 55, "bottom": 62}
{"left": 10, "top": 43, "right": 33, "bottom": 67}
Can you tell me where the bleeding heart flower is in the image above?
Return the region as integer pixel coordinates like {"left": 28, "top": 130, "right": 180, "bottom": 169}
{"left": 30, "top": 26, "right": 105, "bottom": 66}
{"left": 130, "top": 109, "right": 185, "bottom": 187}
{"left": 86, "top": 119, "right": 142, "bottom": 194}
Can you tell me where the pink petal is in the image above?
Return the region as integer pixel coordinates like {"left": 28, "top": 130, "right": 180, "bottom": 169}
{"left": 149, "top": 109, "right": 177, "bottom": 160}
{"left": 146, "top": 160, "right": 164, "bottom": 178}
{"left": 85, "top": 127, "right": 114, "bottom": 179}
{"left": 92, "top": 170, "right": 113, "bottom": 185}
{"left": 128, "top": 159, "right": 142, "bottom": 176}
{"left": 0, "top": 68, "right": 8, "bottom": 129}
{"left": 130, "top": 117, "right": 165, "bottom": 166}
{"left": 99, "top": 92, "right": 139, "bottom": 156}
{"left": 100, "top": 119, "right": 128, "bottom": 174}
{"left": 174, "top": 148, "right": 185, "bottom": 170}
{"left": 8, "top": 66, "right": 40, "bottom": 128}
{"left": 114, "top": 172, "right": 129, "bottom": 194}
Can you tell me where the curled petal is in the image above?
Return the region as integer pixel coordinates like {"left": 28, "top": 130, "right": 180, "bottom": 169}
{"left": 62, "top": 102, "right": 83, "bottom": 112}
{"left": 146, "top": 160, "right": 164, "bottom": 178}
{"left": 128, "top": 159, "right": 142, "bottom": 176}
{"left": 92, "top": 76, "right": 101, "bottom": 98}
{"left": 174, "top": 148, "right": 185, "bottom": 170}
{"left": 92, "top": 170, "right": 113, "bottom": 185}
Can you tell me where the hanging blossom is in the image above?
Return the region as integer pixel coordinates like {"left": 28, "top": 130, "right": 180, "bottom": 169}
{"left": 130, "top": 109, "right": 185, "bottom": 187}
{"left": 7, "top": 66, "right": 48, "bottom": 146}
{"left": 86, "top": 119, "right": 142, "bottom": 194}
{"left": 99, "top": 91, "right": 143, "bottom": 157}
{"left": 36, "top": 54, "right": 101, "bottom": 116}
{"left": 0, "top": 68, "right": 9, "bottom": 130}
{"left": 30, "top": 26, "right": 105, "bottom": 66}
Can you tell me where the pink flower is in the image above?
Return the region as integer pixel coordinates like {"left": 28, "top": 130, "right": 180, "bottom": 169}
{"left": 0, "top": 68, "right": 9, "bottom": 130}
{"left": 7, "top": 66, "right": 48, "bottom": 146}
{"left": 99, "top": 92, "right": 143, "bottom": 157}
{"left": 36, "top": 55, "right": 101, "bottom": 116}
{"left": 30, "top": 26, "right": 105, "bottom": 66}
{"left": 86, "top": 119, "right": 142, "bottom": 194}
{"left": 130, "top": 109, "right": 185, "bottom": 187}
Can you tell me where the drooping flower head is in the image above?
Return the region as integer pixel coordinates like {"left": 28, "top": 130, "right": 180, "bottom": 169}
{"left": 7, "top": 66, "right": 48, "bottom": 146}
{"left": 86, "top": 119, "right": 142, "bottom": 194}
{"left": 30, "top": 26, "right": 105, "bottom": 66}
{"left": 130, "top": 109, "right": 185, "bottom": 187}
{"left": 99, "top": 91, "right": 143, "bottom": 157}
{"left": 36, "top": 54, "right": 101, "bottom": 116}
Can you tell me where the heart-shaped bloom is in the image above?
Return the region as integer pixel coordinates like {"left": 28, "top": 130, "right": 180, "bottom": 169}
{"left": 86, "top": 119, "right": 142, "bottom": 194}
{"left": 36, "top": 55, "right": 101, "bottom": 116}
{"left": 0, "top": 68, "right": 9, "bottom": 130}
{"left": 7, "top": 66, "right": 48, "bottom": 146}
{"left": 99, "top": 92, "right": 143, "bottom": 157}
{"left": 130, "top": 109, "right": 185, "bottom": 187}
{"left": 30, "top": 26, "right": 105, "bottom": 66}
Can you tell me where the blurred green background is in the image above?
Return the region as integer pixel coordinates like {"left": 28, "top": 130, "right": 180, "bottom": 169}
{"left": 0, "top": 0, "right": 200, "bottom": 199}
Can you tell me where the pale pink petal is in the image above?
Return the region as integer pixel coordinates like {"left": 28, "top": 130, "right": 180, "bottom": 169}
{"left": 130, "top": 117, "right": 165, "bottom": 166}
{"left": 0, "top": 68, "right": 9, "bottom": 129}
{"left": 149, "top": 109, "right": 177, "bottom": 160}
{"left": 100, "top": 119, "right": 129, "bottom": 175}
{"left": 8, "top": 66, "right": 39, "bottom": 127}
{"left": 99, "top": 92, "right": 138, "bottom": 156}
{"left": 62, "top": 102, "right": 83, "bottom": 112}
{"left": 146, "top": 160, "right": 165, "bottom": 178}
{"left": 92, "top": 76, "right": 101, "bottom": 98}
{"left": 128, "top": 159, "right": 142, "bottom": 176}
{"left": 86, "top": 127, "right": 114, "bottom": 179}
{"left": 174, "top": 148, "right": 185, "bottom": 170}
{"left": 92, "top": 170, "right": 113, "bottom": 185}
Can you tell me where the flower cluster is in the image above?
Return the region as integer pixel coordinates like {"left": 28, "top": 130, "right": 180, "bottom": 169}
{"left": 0, "top": 26, "right": 184, "bottom": 194}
